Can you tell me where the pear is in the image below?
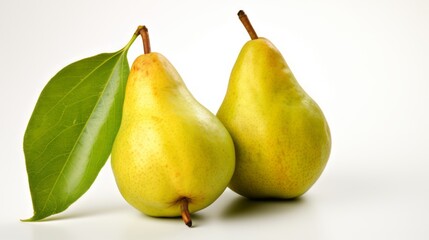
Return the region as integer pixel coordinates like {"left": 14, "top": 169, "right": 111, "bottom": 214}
{"left": 217, "top": 11, "right": 331, "bottom": 199}
{"left": 111, "top": 26, "right": 235, "bottom": 227}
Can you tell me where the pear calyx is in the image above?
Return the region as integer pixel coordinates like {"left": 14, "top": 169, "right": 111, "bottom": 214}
{"left": 238, "top": 10, "right": 258, "bottom": 40}
{"left": 179, "top": 198, "right": 192, "bottom": 227}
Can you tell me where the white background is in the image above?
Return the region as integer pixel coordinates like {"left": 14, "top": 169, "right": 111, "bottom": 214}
{"left": 1, "top": 0, "right": 429, "bottom": 239}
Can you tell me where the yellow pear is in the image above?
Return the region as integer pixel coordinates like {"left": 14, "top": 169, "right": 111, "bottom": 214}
{"left": 217, "top": 11, "right": 331, "bottom": 199}
{"left": 111, "top": 26, "right": 235, "bottom": 227}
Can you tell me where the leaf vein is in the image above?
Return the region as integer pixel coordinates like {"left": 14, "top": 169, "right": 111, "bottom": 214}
{"left": 42, "top": 51, "right": 122, "bottom": 118}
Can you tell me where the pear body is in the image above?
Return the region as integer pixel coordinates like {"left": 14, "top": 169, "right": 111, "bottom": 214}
{"left": 217, "top": 38, "right": 331, "bottom": 199}
{"left": 112, "top": 53, "right": 235, "bottom": 216}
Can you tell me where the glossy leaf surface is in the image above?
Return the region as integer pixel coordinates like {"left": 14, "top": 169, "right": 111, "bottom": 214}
{"left": 23, "top": 32, "right": 139, "bottom": 221}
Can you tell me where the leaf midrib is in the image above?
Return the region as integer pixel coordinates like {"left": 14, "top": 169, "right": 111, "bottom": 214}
{"left": 28, "top": 52, "right": 123, "bottom": 151}
{"left": 44, "top": 52, "right": 122, "bottom": 116}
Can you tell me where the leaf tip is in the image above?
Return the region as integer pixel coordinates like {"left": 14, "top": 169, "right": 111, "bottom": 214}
{"left": 21, "top": 213, "right": 45, "bottom": 222}
{"left": 20, "top": 217, "right": 36, "bottom": 222}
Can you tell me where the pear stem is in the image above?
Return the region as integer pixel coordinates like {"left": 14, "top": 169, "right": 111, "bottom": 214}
{"left": 180, "top": 198, "right": 192, "bottom": 227}
{"left": 139, "top": 26, "right": 151, "bottom": 54}
{"left": 238, "top": 10, "right": 258, "bottom": 40}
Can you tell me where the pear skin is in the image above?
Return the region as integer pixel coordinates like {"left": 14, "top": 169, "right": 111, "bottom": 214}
{"left": 111, "top": 27, "right": 235, "bottom": 226}
{"left": 217, "top": 11, "right": 331, "bottom": 199}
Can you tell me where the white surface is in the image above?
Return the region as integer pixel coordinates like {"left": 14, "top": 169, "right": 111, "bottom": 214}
{"left": 1, "top": 0, "right": 429, "bottom": 239}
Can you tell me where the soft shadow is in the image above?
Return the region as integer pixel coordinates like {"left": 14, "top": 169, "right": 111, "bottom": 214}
{"left": 222, "top": 195, "right": 306, "bottom": 220}
{"left": 38, "top": 203, "right": 126, "bottom": 222}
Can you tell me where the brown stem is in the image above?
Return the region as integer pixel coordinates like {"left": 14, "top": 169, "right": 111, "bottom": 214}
{"left": 180, "top": 198, "right": 192, "bottom": 227}
{"left": 134, "top": 25, "right": 144, "bottom": 36}
{"left": 238, "top": 10, "right": 258, "bottom": 40}
{"left": 139, "top": 25, "right": 151, "bottom": 54}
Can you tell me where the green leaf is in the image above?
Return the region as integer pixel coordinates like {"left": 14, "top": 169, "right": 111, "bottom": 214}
{"left": 23, "top": 28, "right": 142, "bottom": 221}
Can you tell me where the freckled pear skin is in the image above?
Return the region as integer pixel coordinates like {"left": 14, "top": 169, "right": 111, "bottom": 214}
{"left": 111, "top": 27, "right": 235, "bottom": 227}
{"left": 217, "top": 11, "right": 331, "bottom": 199}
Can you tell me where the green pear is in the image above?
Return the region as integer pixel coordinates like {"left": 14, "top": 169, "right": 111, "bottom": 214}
{"left": 217, "top": 11, "right": 331, "bottom": 199}
{"left": 111, "top": 26, "right": 235, "bottom": 227}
